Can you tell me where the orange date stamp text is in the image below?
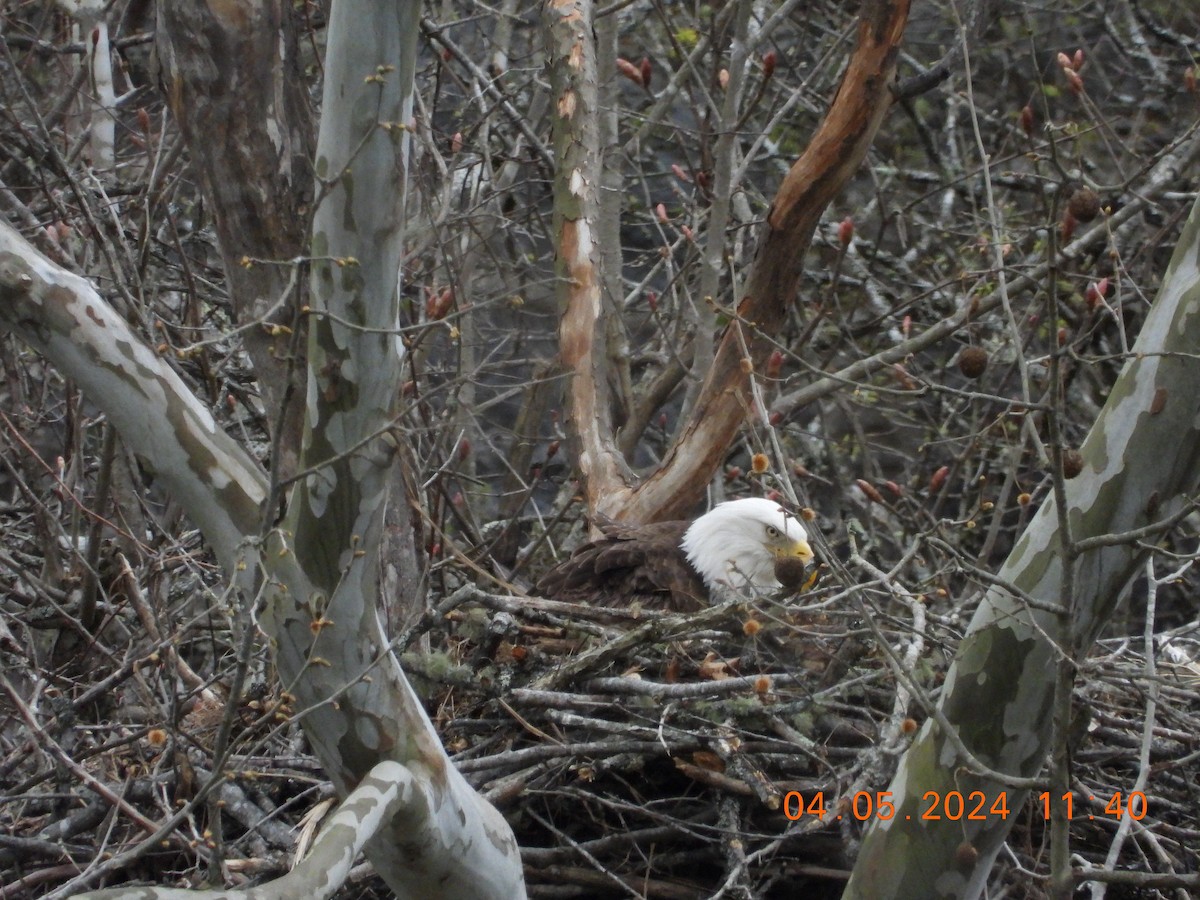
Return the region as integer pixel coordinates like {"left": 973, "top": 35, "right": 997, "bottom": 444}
{"left": 781, "top": 790, "right": 1148, "bottom": 823}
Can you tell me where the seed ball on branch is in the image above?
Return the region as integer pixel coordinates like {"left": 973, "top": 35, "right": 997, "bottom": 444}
{"left": 1060, "top": 448, "right": 1084, "bottom": 478}
{"left": 1067, "top": 187, "right": 1101, "bottom": 223}
{"left": 957, "top": 346, "right": 989, "bottom": 379}
{"left": 955, "top": 841, "right": 980, "bottom": 868}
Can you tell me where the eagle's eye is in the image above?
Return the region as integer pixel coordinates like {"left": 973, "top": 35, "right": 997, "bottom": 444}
{"left": 765, "top": 525, "right": 780, "bottom": 539}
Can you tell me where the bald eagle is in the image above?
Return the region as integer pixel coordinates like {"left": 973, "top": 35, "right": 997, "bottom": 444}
{"left": 536, "top": 498, "right": 815, "bottom": 611}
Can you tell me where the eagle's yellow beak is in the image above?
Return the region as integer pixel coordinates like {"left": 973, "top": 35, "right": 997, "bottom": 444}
{"left": 777, "top": 539, "right": 814, "bottom": 566}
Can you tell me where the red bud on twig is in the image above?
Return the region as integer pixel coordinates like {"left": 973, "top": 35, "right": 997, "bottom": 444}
{"left": 1085, "top": 277, "right": 1109, "bottom": 309}
{"left": 1060, "top": 211, "right": 1077, "bottom": 242}
{"left": 838, "top": 216, "right": 854, "bottom": 247}
{"left": 426, "top": 287, "right": 453, "bottom": 320}
{"left": 1019, "top": 105, "right": 1034, "bottom": 136}
{"left": 766, "top": 350, "right": 784, "bottom": 379}
{"left": 891, "top": 363, "right": 916, "bottom": 390}
{"left": 929, "top": 465, "right": 949, "bottom": 494}
{"left": 857, "top": 479, "right": 883, "bottom": 503}
{"left": 617, "top": 58, "right": 643, "bottom": 87}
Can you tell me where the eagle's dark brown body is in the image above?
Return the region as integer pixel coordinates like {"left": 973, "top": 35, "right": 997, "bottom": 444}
{"left": 535, "top": 519, "right": 707, "bottom": 612}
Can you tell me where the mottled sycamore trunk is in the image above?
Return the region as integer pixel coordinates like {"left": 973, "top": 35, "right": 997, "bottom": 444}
{"left": 844, "top": 194, "right": 1200, "bottom": 898}
{"left": 256, "top": 4, "right": 524, "bottom": 897}
{"left": 0, "top": 227, "right": 266, "bottom": 579}
{"left": 5, "top": 2, "right": 525, "bottom": 898}
{"left": 156, "top": 1, "right": 314, "bottom": 479}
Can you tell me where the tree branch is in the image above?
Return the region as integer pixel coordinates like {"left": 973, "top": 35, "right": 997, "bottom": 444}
{"left": 609, "top": 0, "right": 911, "bottom": 522}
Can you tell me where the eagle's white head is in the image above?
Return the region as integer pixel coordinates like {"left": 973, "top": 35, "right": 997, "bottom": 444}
{"left": 681, "top": 498, "right": 814, "bottom": 594}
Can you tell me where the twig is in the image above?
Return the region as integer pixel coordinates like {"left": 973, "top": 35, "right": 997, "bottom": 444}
{"left": 1089, "top": 556, "right": 1162, "bottom": 900}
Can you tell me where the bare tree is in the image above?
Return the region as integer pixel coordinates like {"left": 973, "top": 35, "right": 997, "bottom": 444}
{"left": 844, "top": 189, "right": 1200, "bottom": 899}
{"left": 550, "top": 0, "right": 911, "bottom": 524}
{"left": 153, "top": 0, "right": 315, "bottom": 479}
{"left": 2, "top": 2, "right": 523, "bottom": 898}
{"left": 2, "top": 0, "right": 1199, "bottom": 896}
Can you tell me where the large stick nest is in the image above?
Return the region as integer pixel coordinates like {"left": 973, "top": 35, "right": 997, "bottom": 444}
{"left": 1, "top": 512, "right": 1199, "bottom": 898}
{"left": 421, "top": 572, "right": 1200, "bottom": 898}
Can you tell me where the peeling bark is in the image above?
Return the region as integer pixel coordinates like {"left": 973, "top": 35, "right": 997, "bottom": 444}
{"left": 257, "top": 3, "right": 525, "bottom": 897}
{"left": 844, "top": 193, "right": 1200, "bottom": 899}
{"left": 5, "top": 3, "right": 526, "bottom": 897}
{"left": 156, "top": 0, "right": 314, "bottom": 480}
{"left": 0, "top": 223, "right": 265, "bottom": 577}
{"left": 627, "top": 0, "right": 910, "bottom": 522}
{"left": 546, "top": 0, "right": 911, "bottom": 523}
{"left": 544, "top": 0, "right": 637, "bottom": 518}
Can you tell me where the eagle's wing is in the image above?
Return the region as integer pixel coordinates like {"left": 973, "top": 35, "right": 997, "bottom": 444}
{"left": 536, "top": 519, "right": 706, "bottom": 611}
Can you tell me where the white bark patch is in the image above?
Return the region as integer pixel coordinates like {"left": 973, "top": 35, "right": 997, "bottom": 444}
{"left": 206, "top": 466, "right": 233, "bottom": 490}
{"left": 569, "top": 168, "right": 587, "bottom": 197}
{"left": 266, "top": 112, "right": 283, "bottom": 154}
{"left": 573, "top": 217, "right": 593, "bottom": 256}
{"left": 327, "top": 412, "right": 352, "bottom": 452}
{"left": 306, "top": 364, "right": 322, "bottom": 423}
{"left": 268, "top": 29, "right": 287, "bottom": 155}
{"left": 306, "top": 468, "right": 336, "bottom": 517}
{"left": 557, "top": 89, "right": 576, "bottom": 119}
{"left": 1167, "top": 250, "right": 1200, "bottom": 340}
